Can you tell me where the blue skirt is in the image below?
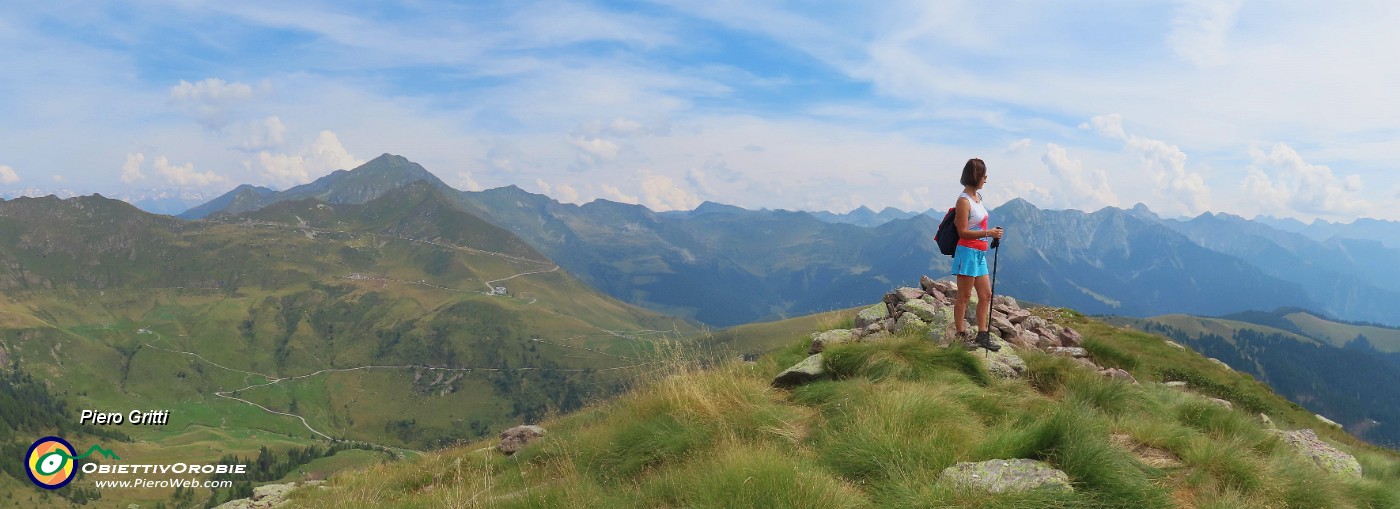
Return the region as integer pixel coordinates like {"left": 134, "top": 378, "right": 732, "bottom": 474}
{"left": 951, "top": 245, "right": 989, "bottom": 277}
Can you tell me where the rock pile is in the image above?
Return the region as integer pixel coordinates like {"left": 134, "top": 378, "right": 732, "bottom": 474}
{"left": 780, "top": 275, "right": 1132, "bottom": 387}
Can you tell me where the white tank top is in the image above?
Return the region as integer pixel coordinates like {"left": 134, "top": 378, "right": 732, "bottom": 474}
{"left": 959, "top": 192, "right": 987, "bottom": 232}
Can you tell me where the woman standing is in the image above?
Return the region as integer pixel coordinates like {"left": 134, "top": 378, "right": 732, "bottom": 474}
{"left": 951, "top": 158, "right": 1003, "bottom": 351}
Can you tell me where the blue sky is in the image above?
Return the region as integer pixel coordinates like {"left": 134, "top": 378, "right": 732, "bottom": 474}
{"left": 2, "top": 1, "right": 1398, "bottom": 221}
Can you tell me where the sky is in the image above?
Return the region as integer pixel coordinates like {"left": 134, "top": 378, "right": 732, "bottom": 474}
{"left": 2, "top": 0, "right": 1398, "bottom": 222}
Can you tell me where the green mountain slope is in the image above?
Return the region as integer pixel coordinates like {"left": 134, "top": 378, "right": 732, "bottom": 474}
{"left": 285, "top": 303, "right": 1400, "bottom": 508}
{"left": 0, "top": 190, "right": 698, "bottom": 507}
{"left": 1111, "top": 311, "right": 1400, "bottom": 447}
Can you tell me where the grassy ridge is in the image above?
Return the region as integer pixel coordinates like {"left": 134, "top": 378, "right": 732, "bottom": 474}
{"left": 289, "top": 314, "right": 1400, "bottom": 508}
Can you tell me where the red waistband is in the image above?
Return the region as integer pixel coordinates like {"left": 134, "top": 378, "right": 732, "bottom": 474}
{"left": 957, "top": 239, "right": 988, "bottom": 251}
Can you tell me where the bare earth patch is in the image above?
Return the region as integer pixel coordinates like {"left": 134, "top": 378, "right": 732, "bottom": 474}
{"left": 1110, "top": 433, "right": 1182, "bottom": 469}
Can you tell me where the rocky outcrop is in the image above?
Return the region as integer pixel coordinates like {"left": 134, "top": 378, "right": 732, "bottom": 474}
{"left": 1274, "top": 429, "right": 1363, "bottom": 479}
{"left": 215, "top": 481, "right": 324, "bottom": 509}
{"left": 938, "top": 459, "right": 1072, "bottom": 494}
{"left": 498, "top": 425, "right": 546, "bottom": 455}
{"left": 773, "top": 354, "right": 829, "bottom": 388}
{"left": 773, "top": 276, "right": 1118, "bottom": 388}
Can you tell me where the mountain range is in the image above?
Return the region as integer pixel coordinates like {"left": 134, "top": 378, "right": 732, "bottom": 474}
{"left": 179, "top": 154, "right": 1400, "bottom": 327}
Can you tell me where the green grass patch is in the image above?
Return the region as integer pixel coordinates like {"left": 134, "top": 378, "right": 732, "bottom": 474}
{"left": 645, "top": 443, "right": 871, "bottom": 509}
{"left": 823, "top": 338, "right": 988, "bottom": 386}
{"left": 1081, "top": 336, "right": 1139, "bottom": 371}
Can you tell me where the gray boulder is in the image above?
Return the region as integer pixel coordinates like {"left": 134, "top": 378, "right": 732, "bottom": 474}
{"left": 1275, "top": 429, "right": 1362, "bottom": 479}
{"left": 1005, "top": 308, "right": 1032, "bottom": 324}
{"left": 809, "top": 329, "right": 857, "bottom": 354}
{"left": 1208, "top": 358, "right": 1233, "bottom": 371}
{"left": 498, "top": 425, "right": 546, "bottom": 455}
{"left": 992, "top": 295, "right": 1019, "bottom": 310}
{"left": 1099, "top": 368, "right": 1137, "bottom": 383}
{"left": 1023, "top": 316, "right": 1049, "bottom": 331}
{"left": 855, "top": 304, "right": 889, "bottom": 328}
{"left": 979, "top": 340, "right": 1027, "bottom": 379}
{"left": 1047, "top": 347, "right": 1089, "bottom": 359}
{"left": 773, "top": 354, "right": 828, "bottom": 388}
{"left": 899, "top": 299, "right": 941, "bottom": 323}
{"left": 991, "top": 315, "right": 1016, "bottom": 337}
{"left": 939, "top": 459, "right": 1072, "bottom": 494}
{"left": 894, "top": 312, "right": 929, "bottom": 334}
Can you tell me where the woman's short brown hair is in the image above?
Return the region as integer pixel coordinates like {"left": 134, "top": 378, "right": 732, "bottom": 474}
{"left": 959, "top": 158, "right": 986, "bottom": 187}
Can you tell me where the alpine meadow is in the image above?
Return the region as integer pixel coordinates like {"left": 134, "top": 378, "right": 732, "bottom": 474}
{"left": 6, "top": 2, "right": 1400, "bottom": 508}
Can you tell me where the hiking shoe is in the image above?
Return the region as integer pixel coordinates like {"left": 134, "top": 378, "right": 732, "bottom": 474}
{"left": 975, "top": 331, "right": 1001, "bottom": 352}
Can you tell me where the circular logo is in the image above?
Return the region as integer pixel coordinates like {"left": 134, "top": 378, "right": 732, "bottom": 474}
{"left": 26, "top": 436, "right": 76, "bottom": 490}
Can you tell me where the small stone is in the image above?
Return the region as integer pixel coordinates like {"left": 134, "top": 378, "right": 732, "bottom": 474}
{"left": 1099, "top": 368, "right": 1137, "bottom": 383}
{"left": 1165, "top": 381, "right": 1188, "bottom": 389}
{"left": 809, "top": 329, "right": 857, "bottom": 354}
{"left": 1165, "top": 340, "right": 1186, "bottom": 350}
{"left": 497, "top": 425, "right": 546, "bottom": 455}
{"left": 938, "top": 458, "right": 1072, "bottom": 494}
{"left": 1276, "top": 429, "right": 1362, "bottom": 479}
{"left": 1207, "top": 398, "right": 1233, "bottom": 409}
{"left": 1047, "top": 347, "right": 1089, "bottom": 358}
{"left": 1208, "top": 358, "right": 1233, "bottom": 371}
{"left": 1006, "top": 309, "right": 1032, "bottom": 324}
{"left": 897, "top": 287, "right": 925, "bottom": 302}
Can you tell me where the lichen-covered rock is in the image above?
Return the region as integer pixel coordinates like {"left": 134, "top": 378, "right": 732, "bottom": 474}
{"left": 1023, "top": 316, "right": 1049, "bottom": 331}
{"left": 1165, "top": 340, "right": 1186, "bottom": 350}
{"left": 1035, "top": 333, "right": 1059, "bottom": 350}
{"left": 1165, "top": 381, "right": 1188, "bottom": 389}
{"left": 1208, "top": 358, "right": 1233, "bottom": 371}
{"left": 498, "top": 425, "right": 546, "bottom": 455}
{"left": 1207, "top": 398, "right": 1233, "bottom": 409}
{"left": 1099, "top": 368, "right": 1137, "bottom": 383}
{"left": 1047, "top": 347, "right": 1089, "bottom": 358}
{"left": 1072, "top": 358, "right": 1099, "bottom": 370}
{"left": 920, "top": 274, "right": 939, "bottom": 294}
{"left": 1316, "top": 414, "right": 1342, "bottom": 428}
{"left": 894, "top": 312, "right": 928, "bottom": 334}
{"left": 855, "top": 304, "right": 889, "bottom": 328}
{"left": 882, "top": 317, "right": 896, "bottom": 332}
{"left": 862, "top": 322, "right": 885, "bottom": 336}
{"left": 1275, "top": 429, "right": 1362, "bottom": 479}
{"left": 773, "top": 354, "right": 828, "bottom": 388}
{"left": 978, "top": 340, "right": 1027, "bottom": 379}
{"left": 809, "top": 329, "right": 857, "bottom": 354}
{"left": 938, "top": 459, "right": 1072, "bottom": 494}
{"left": 899, "top": 299, "right": 940, "bottom": 323}
{"left": 863, "top": 331, "right": 893, "bottom": 342}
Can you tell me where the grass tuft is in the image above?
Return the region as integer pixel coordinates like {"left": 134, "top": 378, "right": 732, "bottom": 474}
{"left": 822, "top": 338, "right": 988, "bottom": 386}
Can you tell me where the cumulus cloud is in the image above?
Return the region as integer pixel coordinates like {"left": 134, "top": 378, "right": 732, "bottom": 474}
{"left": 169, "top": 78, "right": 267, "bottom": 130}
{"left": 599, "top": 184, "right": 639, "bottom": 204}
{"left": 1041, "top": 144, "right": 1119, "bottom": 209}
{"left": 244, "top": 130, "right": 362, "bottom": 189}
{"left": 533, "top": 178, "right": 580, "bottom": 202}
{"left": 0, "top": 165, "right": 18, "bottom": 184}
{"left": 1002, "top": 179, "right": 1056, "bottom": 208}
{"left": 570, "top": 134, "right": 620, "bottom": 163}
{"left": 241, "top": 116, "right": 288, "bottom": 150}
{"left": 1006, "top": 138, "right": 1033, "bottom": 153}
{"left": 1241, "top": 142, "right": 1368, "bottom": 219}
{"left": 1084, "top": 114, "right": 1209, "bottom": 215}
{"left": 1168, "top": 0, "right": 1242, "bottom": 68}
{"left": 151, "top": 156, "right": 229, "bottom": 187}
{"left": 897, "top": 186, "right": 933, "bottom": 211}
{"left": 457, "top": 171, "right": 484, "bottom": 192}
{"left": 119, "top": 153, "right": 146, "bottom": 183}
{"left": 639, "top": 172, "right": 701, "bottom": 211}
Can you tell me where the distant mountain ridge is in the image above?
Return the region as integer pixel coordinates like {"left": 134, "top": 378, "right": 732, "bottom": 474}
{"left": 176, "top": 155, "right": 1400, "bottom": 327}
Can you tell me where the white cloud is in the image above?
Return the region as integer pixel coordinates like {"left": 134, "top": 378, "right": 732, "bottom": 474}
{"left": 169, "top": 78, "right": 266, "bottom": 130}
{"left": 151, "top": 156, "right": 228, "bottom": 187}
{"left": 457, "top": 171, "right": 483, "bottom": 192}
{"left": 599, "top": 184, "right": 639, "bottom": 204}
{"left": 241, "top": 116, "right": 287, "bottom": 150}
{"left": 534, "top": 178, "right": 552, "bottom": 196}
{"left": 1006, "top": 138, "right": 1032, "bottom": 153}
{"left": 51, "top": 174, "right": 65, "bottom": 182}
{"left": 897, "top": 186, "right": 932, "bottom": 211}
{"left": 1241, "top": 142, "right": 1369, "bottom": 220}
{"left": 1002, "top": 179, "right": 1056, "bottom": 208}
{"left": 570, "top": 134, "right": 620, "bottom": 163}
{"left": 1168, "top": 0, "right": 1242, "bottom": 68}
{"left": 639, "top": 172, "right": 700, "bottom": 211}
{"left": 1041, "top": 144, "right": 1119, "bottom": 209}
{"left": 245, "top": 130, "right": 361, "bottom": 189}
{"left": 555, "top": 182, "right": 580, "bottom": 203}
{"left": 0, "top": 165, "right": 18, "bottom": 184}
{"left": 1085, "top": 114, "right": 1208, "bottom": 215}
{"left": 119, "top": 153, "right": 146, "bottom": 183}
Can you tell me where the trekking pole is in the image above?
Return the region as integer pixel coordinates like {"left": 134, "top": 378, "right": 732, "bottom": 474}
{"left": 987, "top": 233, "right": 1001, "bottom": 357}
